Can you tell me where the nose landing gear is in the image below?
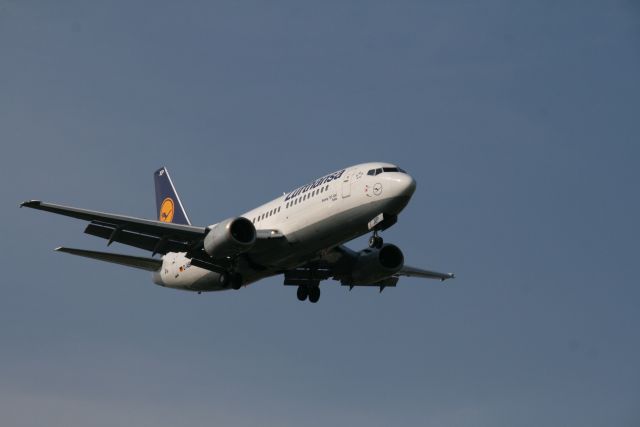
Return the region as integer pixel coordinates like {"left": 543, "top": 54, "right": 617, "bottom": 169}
{"left": 368, "top": 231, "right": 384, "bottom": 249}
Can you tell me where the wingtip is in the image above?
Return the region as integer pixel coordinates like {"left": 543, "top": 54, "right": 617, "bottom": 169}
{"left": 54, "top": 246, "right": 63, "bottom": 251}
{"left": 20, "top": 199, "right": 41, "bottom": 208}
{"left": 441, "top": 273, "right": 456, "bottom": 281}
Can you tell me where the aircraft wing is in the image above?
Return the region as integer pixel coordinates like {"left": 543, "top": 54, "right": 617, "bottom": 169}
{"left": 21, "top": 200, "right": 207, "bottom": 254}
{"left": 284, "top": 245, "right": 454, "bottom": 290}
{"left": 21, "top": 200, "right": 285, "bottom": 261}
{"left": 325, "top": 245, "right": 454, "bottom": 281}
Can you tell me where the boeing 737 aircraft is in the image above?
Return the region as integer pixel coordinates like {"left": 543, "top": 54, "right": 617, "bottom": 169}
{"left": 21, "top": 162, "right": 454, "bottom": 303}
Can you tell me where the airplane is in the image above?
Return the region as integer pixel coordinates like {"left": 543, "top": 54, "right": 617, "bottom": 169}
{"left": 20, "top": 162, "right": 454, "bottom": 303}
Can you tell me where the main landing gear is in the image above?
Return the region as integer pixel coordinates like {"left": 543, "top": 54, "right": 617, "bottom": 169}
{"left": 296, "top": 285, "right": 320, "bottom": 303}
{"left": 229, "top": 273, "right": 243, "bottom": 290}
{"left": 368, "top": 231, "right": 383, "bottom": 249}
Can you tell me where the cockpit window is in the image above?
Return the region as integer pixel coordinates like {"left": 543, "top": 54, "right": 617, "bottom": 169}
{"left": 367, "top": 166, "right": 407, "bottom": 176}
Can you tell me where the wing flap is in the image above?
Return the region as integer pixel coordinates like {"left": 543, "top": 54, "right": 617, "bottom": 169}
{"left": 84, "top": 223, "right": 189, "bottom": 254}
{"left": 55, "top": 247, "right": 162, "bottom": 272}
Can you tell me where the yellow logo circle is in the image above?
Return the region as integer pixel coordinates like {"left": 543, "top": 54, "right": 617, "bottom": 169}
{"left": 159, "top": 197, "right": 175, "bottom": 223}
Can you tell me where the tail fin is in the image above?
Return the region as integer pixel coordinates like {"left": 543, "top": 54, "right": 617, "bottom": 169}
{"left": 154, "top": 167, "right": 191, "bottom": 225}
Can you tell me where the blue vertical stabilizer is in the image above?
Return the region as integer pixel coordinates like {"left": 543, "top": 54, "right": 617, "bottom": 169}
{"left": 154, "top": 167, "right": 191, "bottom": 225}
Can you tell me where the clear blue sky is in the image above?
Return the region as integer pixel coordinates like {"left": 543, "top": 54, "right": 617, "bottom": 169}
{"left": 1, "top": 1, "right": 639, "bottom": 426}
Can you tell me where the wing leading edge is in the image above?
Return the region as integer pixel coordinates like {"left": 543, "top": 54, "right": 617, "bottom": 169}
{"left": 21, "top": 200, "right": 205, "bottom": 237}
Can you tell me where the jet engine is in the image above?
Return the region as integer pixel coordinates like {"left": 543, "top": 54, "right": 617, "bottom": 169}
{"left": 351, "top": 243, "right": 404, "bottom": 284}
{"left": 203, "top": 217, "right": 256, "bottom": 258}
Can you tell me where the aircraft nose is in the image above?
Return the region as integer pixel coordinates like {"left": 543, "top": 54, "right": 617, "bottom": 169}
{"left": 384, "top": 173, "right": 416, "bottom": 198}
{"left": 399, "top": 174, "right": 417, "bottom": 197}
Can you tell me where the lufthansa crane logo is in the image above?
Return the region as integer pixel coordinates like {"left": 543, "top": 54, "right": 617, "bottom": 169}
{"left": 159, "top": 197, "right": 175, "bottom": 223}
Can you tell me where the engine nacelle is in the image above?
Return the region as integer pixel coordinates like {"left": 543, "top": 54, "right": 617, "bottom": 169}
{"left": 351, "top": 243, "right": 404, "bottom": 284}
{"left": 203, "top": 217, "right": 256, "bottom": 258}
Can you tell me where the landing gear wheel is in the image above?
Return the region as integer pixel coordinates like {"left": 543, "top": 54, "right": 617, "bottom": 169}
{"left": 230, "top": 273, "right": 243, "bottom": 290}
{"left": 296, "top": 286, "right": 308, "bottom": 301}
{"left": 368, "top": 235, "right": 383, "bottom": 249}
{"left": 308, "top": 286, "right": 320, "bottom": 303}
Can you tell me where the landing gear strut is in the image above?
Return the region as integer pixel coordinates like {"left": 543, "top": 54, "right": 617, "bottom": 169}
{"left": 296, "top": 285, "right": 320, "bottom": 303}
{"left": 230, "top": 273, "right": 243, "bottom": 290}
{"left": 368, "top": 231, "right": 383, "bottom": 249}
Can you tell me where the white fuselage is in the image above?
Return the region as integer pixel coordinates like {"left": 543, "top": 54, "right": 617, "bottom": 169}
{"left": 152, "top": 162, "right": 416, "bottom": 291}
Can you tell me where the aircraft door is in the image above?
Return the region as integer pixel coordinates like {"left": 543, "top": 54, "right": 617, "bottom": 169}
{"left": 342, "top": 173, "right": 351, "bottom": 198}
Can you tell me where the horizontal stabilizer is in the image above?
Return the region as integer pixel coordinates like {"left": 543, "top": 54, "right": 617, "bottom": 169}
{"left": 55, "top": 247, "right": 162, "bottom": 272}
{"left": 397, "top": 265, "right": 455, "bottom": 281}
